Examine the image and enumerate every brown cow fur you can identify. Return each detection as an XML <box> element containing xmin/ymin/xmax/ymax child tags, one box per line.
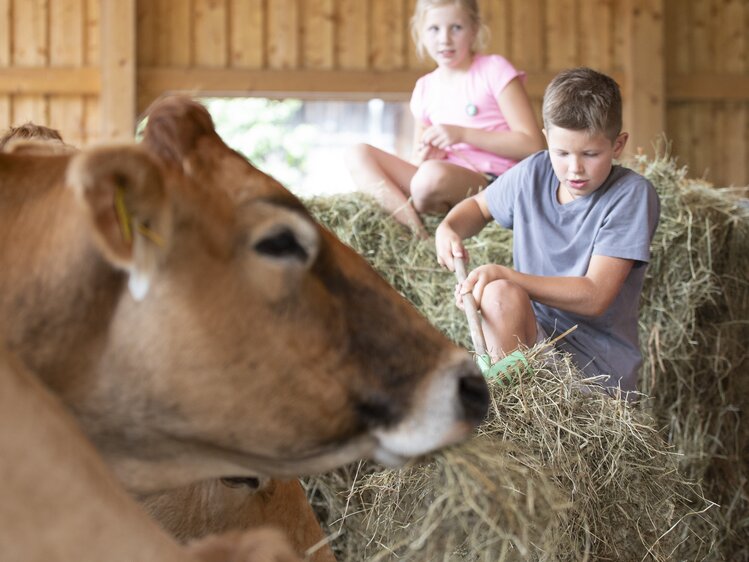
<box><xmin>0</xmin><ymin>122</ymin><xmax>62</xmax><ymax>147</ymax></box>
<box><xmin>0</xmin><ymin>345</ymin><xmax>300</xmax><ymax>562</ymax></box>
<box><xmin>142</xmin><ymin>479</ymin><xmax>335</xmax><ymax>562</ymax></box>
<box><xmin>0</xmin><ymin>97</ymin><xmax>488</xmax><ymax>560</ymax></box>
<box><xmin>0</xmin><ymin>121</ymin><xmax>335</xmax><ymax>560</ymax></box>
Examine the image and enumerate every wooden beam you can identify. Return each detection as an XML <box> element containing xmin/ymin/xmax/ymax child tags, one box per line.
<box><xmin>667</xmin><ymin>74</ymin><xmax>749</xmax><ymax>102</ymax></box>
<box><xmin>136</xmin><ymin>67</ymin><xmax>616</xmax><ymax>114</ymax></box>
<box><xmin>623</xmin><ymin>0</ymin><xmax>666</xmax><ymax>157</ymax></box>
<box><xmin>100</xmin><ymin>0</ymin><xmax>136</xmax><ymax>141</ymax></box>
<box><xmin>0</xmin><ymin>67</ymin><xmax>100</xmax><ymax>95</ymax></box>
<box><xmin>136</xmin><ymin>68</ymin><xmax>420</xmax><ymax>113</ymax></box>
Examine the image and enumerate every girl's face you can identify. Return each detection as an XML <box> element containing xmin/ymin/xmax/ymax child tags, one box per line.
<box><xmin>421</xmin><ymin>4</ymin><xmax>476</xmax><ymax>70</ymax></box>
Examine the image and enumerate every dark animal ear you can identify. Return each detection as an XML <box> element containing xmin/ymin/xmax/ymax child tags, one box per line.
<box><xmin>66</xmin><ymin>145</ymin><xmax>172</xmax><ymax>301</ymax></box>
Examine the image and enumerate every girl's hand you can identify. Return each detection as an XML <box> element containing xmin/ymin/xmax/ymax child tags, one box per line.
<box><xmin>413</xmin><ymin>141</ymin><xmax>447</xmax><ymax>165</ymax></box>
<box><xmin>422</xmin><ymin>124</ymin><xmax>465</xmax><ymax>150</ymax></box>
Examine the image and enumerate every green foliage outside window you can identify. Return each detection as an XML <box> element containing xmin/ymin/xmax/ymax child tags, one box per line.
<box><xmin>202</xmin><ymin>98</ymin><xmax>314</xmax><ymax>188</ymax></box>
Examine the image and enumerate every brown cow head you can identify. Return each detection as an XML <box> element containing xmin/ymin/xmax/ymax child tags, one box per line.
<box><xmin>20</xmin><ymin>97</ymin><xmax>489</xmax><ymax>493</ymax></box>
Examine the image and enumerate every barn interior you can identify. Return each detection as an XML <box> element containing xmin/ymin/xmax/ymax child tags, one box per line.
<box><xmin>1</xmin><ymin>1</ymin><xmax>747</xmax><ymax>561</ymax></box>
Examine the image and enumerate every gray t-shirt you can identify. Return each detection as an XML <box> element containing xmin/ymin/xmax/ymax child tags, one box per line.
<box><xmin>485</xmin><ymin>151</ymin><xmax>660</xmax><ymax>391</ymax></box>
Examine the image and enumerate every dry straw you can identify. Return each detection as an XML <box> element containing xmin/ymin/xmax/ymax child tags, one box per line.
<box><xmin>302</xmin><ymin>153</ymin><xmax>748</xmax><ymax>561</ymax></box>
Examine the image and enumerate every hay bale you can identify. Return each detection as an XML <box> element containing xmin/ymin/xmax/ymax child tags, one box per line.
<box><xmin>305</xmin><ymin>351</ymin><xmax>714</xmax><ymax>561</ymax></box>
<box><xmin>302</xmin><ymin>153</ymin><xmax>748</xmax><ymax>560</ymax></box>
<box><xmin>306</xmin><ymin>195</ymin><xmax>511</xmax><ymax>350</ymax></box>
<box><xmin>306</xmin><ymin>433</ymin><xmax>565</xmax><ymax>561</ymax></box>
<box><xmin>633</xmin><ymin>153</ymin><xmax>749</xmax><ymax>559</ymax></box>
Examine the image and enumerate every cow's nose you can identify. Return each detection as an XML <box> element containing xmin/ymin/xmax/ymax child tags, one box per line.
<box><xmin>458</xmin><ymin>370</ymin><xmax>490</xmax><ymax>424</ymax></box>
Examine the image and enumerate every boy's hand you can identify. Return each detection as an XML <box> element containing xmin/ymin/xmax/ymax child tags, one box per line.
<box><xmin>456</xmin><ymin>264</ymin><xmax>509</xmax><ymax>310</ymax></box>
<box><xmin>422</xmin><ymin>124</ymin><xmax>464</xmax><ymax>149</ymax></box>
<box><xmin>435</xmin><ymin>223</ymin><xmax>468</xmax><ymax>271</ymax></box>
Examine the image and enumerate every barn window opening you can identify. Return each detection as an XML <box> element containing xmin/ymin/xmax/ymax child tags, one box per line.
<box><xmin>199</xmin><ymin>97</ymin><xmax>414</xmax><ymax>198</ymax></box>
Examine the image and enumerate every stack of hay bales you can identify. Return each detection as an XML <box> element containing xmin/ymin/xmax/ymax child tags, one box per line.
<box><xmin>635</xmin><ymin>154</ymin><xmax>749</xmax><ymax>559</ymax></box>
<box><xmin>302</xmin><ymin>154</ymin><xmax>748</xmax><ymax>561</ymax></box>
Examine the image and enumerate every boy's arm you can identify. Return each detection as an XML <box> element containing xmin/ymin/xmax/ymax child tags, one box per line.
<box><xmin>465</xmin><ymin>254</ymin><xmax>634</xmax><ymax>317</ymax></box>
<box><xmin>435</xmin><ymin>192</ymin><xmax>492</xmax><ymax>271</ymax></box>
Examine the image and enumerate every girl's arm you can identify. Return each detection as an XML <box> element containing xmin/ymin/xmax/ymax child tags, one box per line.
<box><xmin>410</xmin><ymin>121</ymin><xmax>425</xmax><ymax>164</ymax></box>
<box><xmin>463</xmin><ymin>255</ymin><xmax>635</xmax><ymax>317</ymax></box>
<box><xmin>422</xmin><ymin>78</ymin><xmax>545</xmax><ymax>160</ymax></box>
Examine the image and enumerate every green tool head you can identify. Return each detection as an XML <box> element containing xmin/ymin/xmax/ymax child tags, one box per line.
<box><xmin>475</xmin><ymin>353</ymin><xmax>492</xmax><ymax>376</ymax></box>
<box><xmin>475</xmin><ymin>350</ymin><xmax>530</xmax><ymax>386</ymax></box>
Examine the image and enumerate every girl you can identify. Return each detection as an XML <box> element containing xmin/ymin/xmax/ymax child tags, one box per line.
<box><xmin>346</xmin><ymin>0</ymin><xmax>544</xmax><ymax>237</ymax></box>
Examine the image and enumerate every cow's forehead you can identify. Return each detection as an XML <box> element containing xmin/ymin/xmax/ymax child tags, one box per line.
<box><xmin>215</xmin><ymin>151</ymin><xmax>312</xmax><ymax>222</ymax></box>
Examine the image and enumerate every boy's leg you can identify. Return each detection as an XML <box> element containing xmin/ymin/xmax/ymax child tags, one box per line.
<box><xmin>478</xmin><ymin>279</ymin><xmax>538</xmax><ymax>361</ymax></box>
<box><xmin>345</xmin><ymin>143</ymin><xmax>426</xmax><ymax>236</ymax></box>
<box><xmin>410</xmin><ymin>160</ymin><xmax>489</xmax><ymax>214</ymax></box>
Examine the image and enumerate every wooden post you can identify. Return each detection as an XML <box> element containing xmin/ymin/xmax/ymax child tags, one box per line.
<box><xmin>100</xmin><ymin>0</ymin><xmax>136</xmax><ymax>141</ymax></box>
<box><xmin>623</xmin><ymin>0</ymin><xmax>666</xmax><ymax>159</ymax></box>
<box><xmin>0</xmin><ymin>0</ymin><xmax>10</xmax><ymax>129</ymax></box>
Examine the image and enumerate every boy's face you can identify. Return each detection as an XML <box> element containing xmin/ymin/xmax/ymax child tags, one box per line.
<box><xmin>543</xmin><ymin>126</ymin><xmax>628</xmax><ymax>203</ymax></box>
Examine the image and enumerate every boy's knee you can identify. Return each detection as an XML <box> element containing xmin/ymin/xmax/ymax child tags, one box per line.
<box><xmin>481</xmin><ymin>280</ymin><xmax>530</xmax><ymax>311</ymax></box>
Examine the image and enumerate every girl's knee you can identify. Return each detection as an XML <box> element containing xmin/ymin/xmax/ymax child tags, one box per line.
<box><xmin>345</xmin><ymin>142</ymin><xmax>369</xmax><ymax>164</ymax></box>
<box><xmin>410</xmin><ymin>163</ymin><xmax>450</xmax><ymax>213</ymax></box>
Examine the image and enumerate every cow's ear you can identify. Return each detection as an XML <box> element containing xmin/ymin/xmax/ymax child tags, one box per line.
<box><xmin>66</xmin><ymin>146</ymin><xmax>172</xmax><ymax>301</ymax></box>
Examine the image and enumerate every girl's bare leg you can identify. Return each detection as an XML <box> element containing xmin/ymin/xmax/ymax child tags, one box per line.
<box><xmin>410</xmin><ymin>160</ymin><xmax>489</xmax><ymax>214</ymax></box>
<box><xmin>346</xmin><ymin>143</ymin><xmax>427</xmax><ymax>236</ymax></box>
<box><xmin>478</xmin><ymin>280</ymin><xmax>538</xmax><ymax>361</ymax></box>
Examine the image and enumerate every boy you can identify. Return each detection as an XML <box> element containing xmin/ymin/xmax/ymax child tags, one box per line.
<box><xmin>435</xmin><ymin>67</ymin><xmax>660</xmax><ymax>394</ymax></box>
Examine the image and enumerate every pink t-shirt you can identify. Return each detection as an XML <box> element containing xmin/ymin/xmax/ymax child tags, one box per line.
<box><xmin>410</xmin><ymin>54</ymin><xmax>525</xmax><ymax>176</ymax></box>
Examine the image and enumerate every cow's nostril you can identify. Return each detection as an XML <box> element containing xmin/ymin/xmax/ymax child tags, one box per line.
<box><xmin>458</xmin><ymin>373</ymin><xmax>490</xmax><ymax>424</ymax></box>
<box><xmin>356</xmin><ymin>395</ymin><xmax>400</xmax><ymax>429</ymax></box>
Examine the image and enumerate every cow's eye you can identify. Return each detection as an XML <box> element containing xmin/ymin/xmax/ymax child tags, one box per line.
<box><xmin>220</xmin><ymin>477</ymin><xmax>261</xmax><ymax>489</ymax></box>
<box><xmin>254</xmin><ymin>228</ymin><xmax>308</xmax><ymax>262</ymax></box>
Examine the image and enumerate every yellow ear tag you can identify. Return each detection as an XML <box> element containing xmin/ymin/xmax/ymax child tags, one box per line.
<box><xmin>135</xmin><ymin>223</ymin><xmax>165</xmax><ymax>247</ymax></box>
<box><xmin>114</xmin><ymin>185</ymin><xmax>133</xmax><ymax>245</ymax></box>
<box><xmin>114</xmin><ymin>185</ymin><xmax>164</xmax><ymax>248</ymax></box>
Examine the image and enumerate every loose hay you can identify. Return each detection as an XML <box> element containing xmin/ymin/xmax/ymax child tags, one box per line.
<box><xmin>306</xmin><ymin>351</ymin><xmax>715</xmax><ymax>561</ymax></box>
<box><xmin>302</xmin><ymin>153</ymin><xmax>748</xmax><ymax>561</ymax></box>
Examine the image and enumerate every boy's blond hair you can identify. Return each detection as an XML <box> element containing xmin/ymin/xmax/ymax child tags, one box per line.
<box><xmin>542</xmin><ymin>67</ymin><xmax>623</xmax><ymax>141</ymax></box>
<box><xmin>410</xmin><ymin>0</ymin><xmax>489</xmax><ymax>60</ymax></box>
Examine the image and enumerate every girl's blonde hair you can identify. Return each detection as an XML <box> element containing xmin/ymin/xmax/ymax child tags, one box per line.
<box><xmin>410</xmin><ymin>0</ymin><xmax>489</xmax><ymax>60</ymax></box>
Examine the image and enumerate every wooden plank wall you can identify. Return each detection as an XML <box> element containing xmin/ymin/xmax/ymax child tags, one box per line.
<box><xmin>665</xmin><ymin>0</ymin><xmax>748</xmax><ymax>185</ymax></box>
<box><xmin>0</xmin><ymin>0</ymin><xmax>100</xmax><ymax>146</ymax></box>
<box><xmin>0</xmin><ymin>0</ymin><xmax>746</xmax><ymax>187</ymax></box>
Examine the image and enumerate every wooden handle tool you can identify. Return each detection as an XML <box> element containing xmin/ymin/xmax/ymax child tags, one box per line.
<box><xmin>453</xmin><ymin>256</ymin><xmax>488</xmax><ymax>358</ymax></box>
